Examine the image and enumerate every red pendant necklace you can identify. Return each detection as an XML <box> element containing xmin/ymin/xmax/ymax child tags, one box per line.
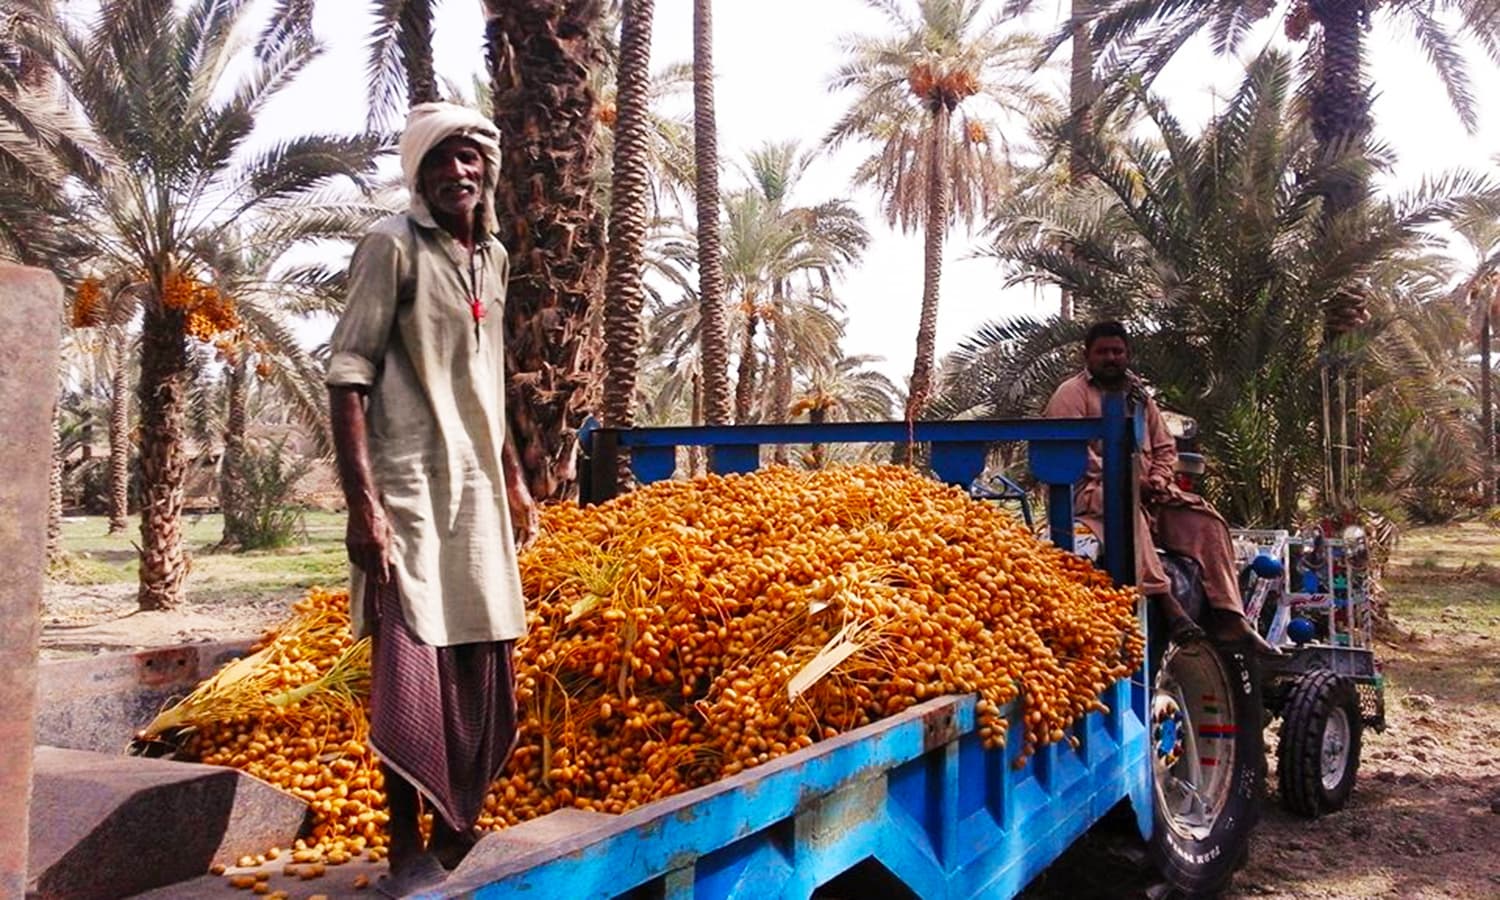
<box><xmin>461</xmin><ymin>244</ymin><xmax>487</xmax><ymax>343</ymax></box>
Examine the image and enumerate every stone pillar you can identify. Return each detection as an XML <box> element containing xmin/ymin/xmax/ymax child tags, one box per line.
<box><xmin>0</xmin><ymin>266</ymin><xmax>61</xmax><ymax>898</ymax></box>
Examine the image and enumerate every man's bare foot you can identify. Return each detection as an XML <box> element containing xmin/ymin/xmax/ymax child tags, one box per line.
<box><xmin>378</xmin><ymin>852</ymin><xmax>446</xmax><ymax>898</ymax></box>
<box><xmin>429</xmin><ymin>822</ymin><xmax>480</xmax><ymax>870</ymax></box>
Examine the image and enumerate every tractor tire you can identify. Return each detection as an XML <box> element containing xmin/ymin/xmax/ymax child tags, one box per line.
<box><xmin>1278</xmin><ymin>669</ymin><xmax>1362</xmax><ymax>817</ymax></box>
<box><xmin>1149</xmin><ymin>639</ymin><xmax>1265</xmax><ymax>898</ymax></box>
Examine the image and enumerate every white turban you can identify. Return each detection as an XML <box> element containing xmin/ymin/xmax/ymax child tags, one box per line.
<box><xmin>399</xmin><ymin>101</ymin><xmax>502</xmax><ymax>237</ymax></box>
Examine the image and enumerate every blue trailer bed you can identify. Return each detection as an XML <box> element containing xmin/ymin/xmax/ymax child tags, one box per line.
<box><xmin>436</xmin><ymin>399</ymin><xmax>1160</xmax><ymax>899</ymax></box>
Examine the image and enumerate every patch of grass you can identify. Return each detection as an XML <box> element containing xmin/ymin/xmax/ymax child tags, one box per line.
<box><xmin>1385</xmin><ymin>574</ymin><xmax>1500</xmax><ymax>640</ymax></box>
<box><xmin>56</xmin><ymin>511</ymin><xmax>349</xmax><ymax>601</ymax></box>
<box><xmin>1390</xmin><ymin>522</ymin><xmax>1500</xmax><ymax>569</ymax></box>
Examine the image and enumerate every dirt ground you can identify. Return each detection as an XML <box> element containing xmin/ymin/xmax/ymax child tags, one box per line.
<box><xmin>41</xmin><ymin>512</ymin><xmax>346</xmax><ymax>659</ymax></box>
<box><xmin>42</xmin><ymin>519</ymin><xmax>1500</xmax><ymax>899</ymax></box>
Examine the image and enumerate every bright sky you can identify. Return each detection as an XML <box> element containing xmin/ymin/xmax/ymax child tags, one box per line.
<box><xmin>270</xmin><ymin>0</ymin><xmax>1500</xmax><ymax>384</ymax></box>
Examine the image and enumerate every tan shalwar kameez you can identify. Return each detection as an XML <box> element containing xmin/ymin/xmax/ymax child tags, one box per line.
<box><xmin>325</xmin><ymin>103</ymin><xmax>527</xmax><ymax>832</ymax></box>
<box><xmin>1043</xmin><ymin>371</ymin><xmax>1243</xmax><ymax>613</ymax></box>
<box><xmin>325</xmin><ymin>177</ymin><xmax>526</xmax><ymax>646</ymax></box>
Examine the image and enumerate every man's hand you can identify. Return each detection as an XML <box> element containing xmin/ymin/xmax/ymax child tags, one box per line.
<box><xmin>508</xmin><ymin>479</ymin><xmax>539</xmax><ymax>551</ymax></box>
<box><xmin>1145</xmin><ymin>471</ymin><xmax>1173</xmax><ymax>501</ymax></box>
<box><xmin>346</xmin><ymin>497</ymin><xmax>394</xmax><ymax>584</ymax></box>
<box><xmin>501</xmin><ymin>430</ymin><xmax>538</xmax><ymax>550</ymax></box>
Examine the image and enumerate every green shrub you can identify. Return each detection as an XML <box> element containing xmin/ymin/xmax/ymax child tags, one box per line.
<box><xmin>223</xmin><ymin>437</ymin><xmax>311</xmax><ymax>551</ymax></box>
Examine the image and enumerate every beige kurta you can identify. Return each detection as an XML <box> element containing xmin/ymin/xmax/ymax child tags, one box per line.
<box><xmin>326</xmin><ymin>211</ymin><xmax>527</xmax><ymax>646</ymax></box>
<box><xmin>1044</xmin><ymin>371</ymin><xmax>1242</xmax><ymax>612</ymax></box>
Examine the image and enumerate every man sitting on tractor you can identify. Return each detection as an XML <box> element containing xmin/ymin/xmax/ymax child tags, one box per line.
<box><xmin>1045</xmin><ymin>321</ymin><xmax>1279</xmax><ymax>654</ymax></box>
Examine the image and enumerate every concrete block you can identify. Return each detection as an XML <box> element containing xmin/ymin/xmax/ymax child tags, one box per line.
<box><xmin>35</xmin><ymin>640</ymin><xmax>255</xmax><ymax>753</ymax></box>
<box><xmin>28</xmin><ymin>747</ymin><xmax>308</xmax><ymax>900</ymax></box>
<box><xmin>0</xmin><ymin>266</ymin><xmax>62</xmax><ymax>899</ymax></box>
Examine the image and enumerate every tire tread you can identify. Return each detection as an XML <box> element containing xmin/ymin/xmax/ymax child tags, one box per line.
<box><xmin>1277</xmin><ymin>669</ymin><xmax>1360</xmax><ymax>817</ymax></box>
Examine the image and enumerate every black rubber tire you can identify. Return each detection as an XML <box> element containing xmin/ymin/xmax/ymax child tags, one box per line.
<box><xmin>1148</xmin><ymin>639</ymin><xmax>1265</xmax><ymax>898</ymax></box>
<box><xmin>1277</xmin><ymin>670</ymin><xmax>1362</xmax><ymax>817</ymax></box>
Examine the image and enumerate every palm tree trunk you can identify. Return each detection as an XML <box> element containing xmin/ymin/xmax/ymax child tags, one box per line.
<box><xmin>219</xmin><ymin>354</ymin><xmax>249</xmax><ymax>547</ymax></box>
<box><xmin>600</xmin><ymin>0</ymin><xmax>656</xmax><ymax>437</ymax></box>
<box><xmin>1061</xmin><ymin>0</ymin><xmax>1095</xmax><ymax>323</ymax></box>
<box><xmin>770</xmin><ymin>314</ymin><xmax>790</xmax><ymax>464</ymax></box>
<box><xmin>1483</xmin><ymin>308</ymin><xmax>1495</xmax><ymax>506</ymax></box>
<box><xmin>136</xmin><ymin>304</ymin><xmax>190</xmax><ymax>611</ymax></box>
<box><xmin>1309</xmin><ymin>0</ymin><xmax>1373</xmax><ymax>507</ymax></box>
<box><xmin>809</xmin><ymin>404</ymin><xmax>827</xmax><ymax>469</ymax></box>
<box><xmin>486</xmin><ymin>0</ymin><xmax>607</xmax><ymax>502</ymax></box>
<box><xmin>107</xmin><ymin>329</ymin><xmax>130</xmax><ymax>534</ymax></box>
<box><xmin>401</xmin><ymin>0</ymin><xmax>439</xmax><ymax>106</ymax></box>
<box><xmin>905</xmin><ymin>102</ymin><xmax>951</xmax><ymax>423</ymax></box>
<box><xmin>688</xmin><ymin>370</ymin><xmax>704</xmax><ymax>476</ymax></box>
<box><xmin>694</xmin><ymin>0</ymin><xmax>732</xmax><ymax>427</ymax></box>
<box><xmin>734</xmin><ymin>309</ymin><xmax>758</xmax><ymax>423</ymax></box>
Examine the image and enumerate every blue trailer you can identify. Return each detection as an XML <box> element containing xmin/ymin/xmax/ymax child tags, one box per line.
<box><xmin>435</xmin><ymin>397</ymin><xmax>1263</xmax><ymax>899</ymax></box>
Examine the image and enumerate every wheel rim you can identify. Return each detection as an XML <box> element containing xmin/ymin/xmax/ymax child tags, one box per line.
<box><xmin>1321</xmin><ymin>705</ymin><xmax>1351</xmax><ymax>792</ymax></box>
<box><xmin>1152</xmin><ymin>643</ymin><xmax>1237</xmax><ymax>842</ymax></box>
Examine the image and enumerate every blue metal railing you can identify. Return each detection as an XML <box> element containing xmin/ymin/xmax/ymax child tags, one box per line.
<box><xmin>581</xmin><ymin>392</ymin><xmax>1137</xmax><ymax>589</ymax></box>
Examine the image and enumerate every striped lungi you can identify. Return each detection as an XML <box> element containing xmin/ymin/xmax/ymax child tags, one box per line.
<box><xmin>367</xmin><ymin>580</ymin><xmax>519</xmax><ymax>832</ymax></box>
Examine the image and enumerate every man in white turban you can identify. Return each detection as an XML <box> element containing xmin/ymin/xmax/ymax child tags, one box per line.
<box><xmin>327</xmin><ymin>102</ymin><xmax>536</xmax><ymax>891</ymax></box>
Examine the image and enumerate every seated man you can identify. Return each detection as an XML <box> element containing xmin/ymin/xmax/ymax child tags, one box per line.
<box><xmin>1044</xmin><ymin>321</ymin><xmax>1278</xmax><ymax>653</ymax></box>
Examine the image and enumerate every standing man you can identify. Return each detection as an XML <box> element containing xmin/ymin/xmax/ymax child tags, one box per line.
<box><xmin>327</xmin><ymin>102</ymin><xmax>539</xmax><ymax>893</ymax></box>
<box><xmin>1045</xmin><ymin>321</ymin><xmax>1277</xmax><ymax>654</ymax></box>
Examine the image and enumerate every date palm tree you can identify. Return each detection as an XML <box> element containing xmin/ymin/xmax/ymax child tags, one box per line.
<box><xmin>65</xmin><ymin>274</ymin><xmax>144</xmax><ymax>533</ymax></box>
<box><xmin>1094</xmin><ymin>0</ymin><xmax>1500</xmax><ymax>326</ymax></box>
<box><xmin>1006</xmin><ymin>0</ymin><xmax>1100</xmax><ymax>321</ymax></box>
<box><xmin>199</xmin><ymin>201</ymin><xmax>386</xmax><ymax>547</ymax></box>
<box><xmin>33</xmin><ymin>1</ymin><xmax>384</xmax><ymax>609</ymax></box>
<box><xmin>827</xmin><ymin>0</ymin><xmax>1047</xmax><ymax>422</ymax></box>
<box><xmin>723</xmin><ymin>143</ymin><xmax>869</xmax><ymax>424</ymax></box>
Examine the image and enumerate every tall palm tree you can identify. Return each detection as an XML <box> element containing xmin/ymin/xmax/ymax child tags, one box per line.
<box><xmin>105</xmin><ymin>325</ymin><xmax>132</xmax><ymax>532</ymax></box>
<box><xmin>826</xmin><ymin>0</ymin><xmax>1046</xmax><ymax>422</ymax></box>
<box><xmin>692</xmin><ymin>0</ymin><xmax>731</xmax><ymax>426</ymax></box>
<box><xmin>67</xmin><ymin>274</ymin><xmax>143</xmax><ymax>533</ymax></box>
<box><xmin>600</xmin><ymin>0</ymin><xmax>656</xmax><ymax>435</ymax></box>
<box><xmin>485</xmin><ymin>0</ymin><xmax>611</xmax><ymax>502</ymax></box>
<box><xmin>34</xmin><ymin>1</ymin><xmax>384</xmax><ymax>610</ymax></box>
<box><xmin>1007</xmin><ymin>0</ymin><xmax>1099</xmax><ymax>320</ymax></box>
